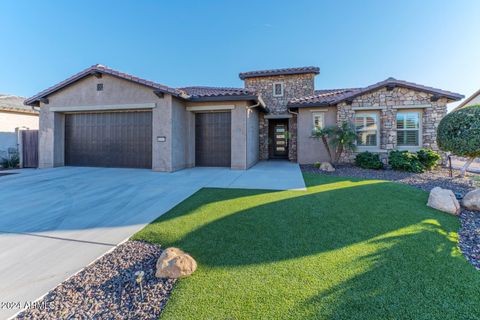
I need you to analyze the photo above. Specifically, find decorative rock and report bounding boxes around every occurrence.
[427,187,461,215]
[320,162,335,172]
[462,189,480,211]
[156,247,197,279]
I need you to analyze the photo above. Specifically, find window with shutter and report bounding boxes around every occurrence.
[397,112,420,146]
[355,113,379,147]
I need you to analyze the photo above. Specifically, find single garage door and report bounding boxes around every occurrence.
[195,112,231,167]
[65,111,152,168]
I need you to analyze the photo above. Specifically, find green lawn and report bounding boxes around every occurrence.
[133,173,480,320]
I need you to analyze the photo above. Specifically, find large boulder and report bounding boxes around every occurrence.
[155,247,197,279]
[320,162,335,172]
[462,189,480,211]
[427,187,461,215]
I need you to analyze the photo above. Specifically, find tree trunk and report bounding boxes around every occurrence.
[321,135,334,163]
[334,145,344,164]
[460,157,475,177]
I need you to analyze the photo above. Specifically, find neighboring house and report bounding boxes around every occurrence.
[25,65,463,171]
[453,88,480,111]
[0,94,39,159]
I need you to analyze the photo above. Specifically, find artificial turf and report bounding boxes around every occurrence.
[133,173,480,320]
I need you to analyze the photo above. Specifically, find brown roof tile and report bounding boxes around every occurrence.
[288,78,464,108]
[239,66,320,80]
[25,64,185,106]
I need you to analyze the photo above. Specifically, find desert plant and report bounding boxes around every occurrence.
[388,150,424,173]
[437,104,480,177]
[0,153,20,169]
[354,151,384,170]
[417,148,441,170]
[312,121,356,165]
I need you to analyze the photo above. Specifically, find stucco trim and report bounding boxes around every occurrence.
[394,104,431,109]
[352,106,386,110]
[49,103,156,112]
[186,105,235,112]
[264,114,292,119]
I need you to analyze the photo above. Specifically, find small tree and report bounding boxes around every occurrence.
[437,104,480,177]
[312,121,357,165]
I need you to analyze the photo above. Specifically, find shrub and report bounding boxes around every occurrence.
[0,153,19,169]
[312,121,356,164]
[354,152,384,170]
[314,161,321,169]
[417,148,441,170]
[388,150,424,173]
[437,104,480,176]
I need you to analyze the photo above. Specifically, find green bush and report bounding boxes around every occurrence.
[354,151,384,170]
[313,161,321,169]
[417,148,441,170]
[388,150,424,173]
[0,153,19,169]
[437,105,480,158]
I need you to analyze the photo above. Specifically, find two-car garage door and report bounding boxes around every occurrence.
[64,110,232,169]
[65,111,152,168]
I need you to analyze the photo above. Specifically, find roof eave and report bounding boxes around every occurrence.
[239,70,320,80]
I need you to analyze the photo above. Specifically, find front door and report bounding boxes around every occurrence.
[270,121,288,159]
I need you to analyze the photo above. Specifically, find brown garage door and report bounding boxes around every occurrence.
[65,111,152,168]
[195,112,231,167]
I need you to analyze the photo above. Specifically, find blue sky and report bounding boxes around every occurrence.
[1,0,479,109]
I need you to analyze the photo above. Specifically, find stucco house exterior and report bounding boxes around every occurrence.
[25,64,463,171]
[0,94,39,160]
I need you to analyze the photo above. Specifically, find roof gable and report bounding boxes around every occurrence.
[288,78,464,108]
[239,66,320,80]
[25,65,264,107]
[25,65,184,106]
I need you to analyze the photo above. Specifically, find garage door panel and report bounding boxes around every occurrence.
[65,111,152,168]
[195,112,231,167]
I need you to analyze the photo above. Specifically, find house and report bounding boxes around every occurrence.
[0,94,39,159]
[24,65,463,171]
[453,88,480,111]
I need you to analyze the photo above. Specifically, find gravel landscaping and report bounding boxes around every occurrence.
[15,241,175,320]
[302,164,480,270]
[301,164,477,194]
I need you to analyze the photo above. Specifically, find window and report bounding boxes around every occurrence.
[97,83,104,91]
[397,112,420,146]
[273,82,284,97]
[355,113,379,147]
[312,112,325,130]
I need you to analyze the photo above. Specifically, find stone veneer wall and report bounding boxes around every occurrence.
[244,74,315,160]
[336,87,448,162]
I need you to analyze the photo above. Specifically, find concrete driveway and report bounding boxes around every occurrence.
[0,161,305,319]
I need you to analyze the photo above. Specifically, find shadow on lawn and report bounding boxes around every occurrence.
[168,178,458,267]
[293,220,480,319]
[144,175,480,318]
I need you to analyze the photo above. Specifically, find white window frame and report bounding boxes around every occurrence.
[312,112,325,130]
[396,110,422,150]
[273,82,284,97]
[355,112,380,149]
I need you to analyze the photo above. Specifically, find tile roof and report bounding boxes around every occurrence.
[239,66,320,80]
[0,94,38,114]
[288,77,464,108]
[25,65,262,106]
[25,64,186,106]
[289,88,361,107]
[180,86,256,98]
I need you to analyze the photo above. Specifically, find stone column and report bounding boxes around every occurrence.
[288,115,297,162]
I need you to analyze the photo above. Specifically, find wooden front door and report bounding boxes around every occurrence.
[270,121,288,159]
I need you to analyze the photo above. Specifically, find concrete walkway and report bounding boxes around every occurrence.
[0,161,305,319]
